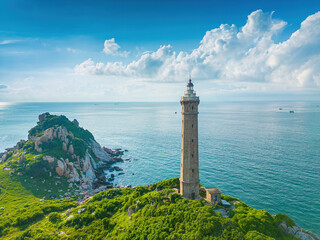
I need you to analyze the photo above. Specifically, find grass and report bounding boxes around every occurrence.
[0,173,298,239]
[0,163,77,239]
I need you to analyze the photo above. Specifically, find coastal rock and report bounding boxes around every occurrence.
[279,221,287,231]
[34,139,42,153]
[295,231,315,240]
[90,139,110,161]
[43,156,55,163]
[1,153,7,162]
[68,144,74,155]
[62,142,67,151]
[56,160,66,176]
[72,119,79,126]
[102,147,112,154]
[44,128,54,139]
[83,152,91,172]
[18,155,26,164]
[38,112,49,122]
[309,232,320,240]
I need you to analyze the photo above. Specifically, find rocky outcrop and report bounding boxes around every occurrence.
[90,139,111,161]
[72,119,79,127]
[1,113,125,199]
[56,160,65,176]
[38,112,50,122]
[43,156,55,163]
[279,221,319,240]
[68,144,74,155]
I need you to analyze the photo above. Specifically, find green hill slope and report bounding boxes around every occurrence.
[0,176,297,240]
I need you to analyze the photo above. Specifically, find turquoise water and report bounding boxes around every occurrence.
[0,102,319,234]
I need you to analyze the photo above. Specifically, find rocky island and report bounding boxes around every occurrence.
[0,113,125,200]
[0,113,319,239]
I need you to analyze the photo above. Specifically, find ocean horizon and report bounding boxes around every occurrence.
[0,101,319,234]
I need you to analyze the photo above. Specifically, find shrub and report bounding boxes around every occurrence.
[15,209,44,226]
[273,213,295,227]
[22,141,35,152]
[48,212,61,223]
[149,177,179,191]
[102,218,111,230]
[170,193,182,203]
[245,230,276,240]
[72,138,87,158]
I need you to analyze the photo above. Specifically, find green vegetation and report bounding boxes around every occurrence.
[0,174,295,240]
[29,114,94,142]
[0,163,77,238]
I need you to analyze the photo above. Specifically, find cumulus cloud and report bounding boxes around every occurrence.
[103,38,129,57]
[75,10,320,90]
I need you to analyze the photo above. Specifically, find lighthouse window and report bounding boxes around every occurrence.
[192,139,194,142]
[191,193,195,200]
[192,106,194,110]
[192,154,194,158]
[192,124,193,128]
[192,169,194,173]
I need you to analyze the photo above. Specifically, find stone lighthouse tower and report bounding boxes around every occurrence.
[180,78,200,200]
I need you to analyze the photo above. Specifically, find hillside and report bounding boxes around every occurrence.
[0,113,318,239]
[0,175,310,240]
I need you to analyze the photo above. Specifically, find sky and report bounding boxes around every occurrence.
[0,0,320,102]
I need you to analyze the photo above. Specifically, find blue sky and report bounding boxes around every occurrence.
[0,0,320,102]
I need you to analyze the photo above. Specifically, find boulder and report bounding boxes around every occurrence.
[43,156,55,163]
[294,231,315,240]
[1,153,7,162]
[35,139,42,153]
[18,155,26,164]
[102,147,112,154]
[309,232,320,240]
[56,126,69,143]
[78,207,86,214]
[68,144,74,155]
[90,139,110,161]
[83,152,91,172]
[56,160,66,176]
[38,113,49,122]
[44,128,54,139]
[72,119,79,126]
[39,134,49,143]
[286,226,299,236]
[279,221,287,231]
[62,142,67,151]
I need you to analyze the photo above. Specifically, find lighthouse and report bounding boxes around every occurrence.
[180,78,200,200]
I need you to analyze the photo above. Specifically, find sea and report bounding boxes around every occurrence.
[0,101,319,234]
